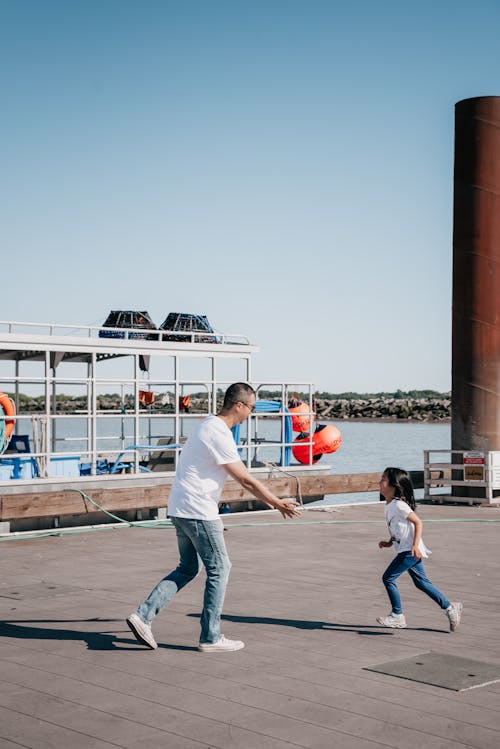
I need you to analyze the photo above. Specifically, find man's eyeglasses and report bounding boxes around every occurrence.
[238,401,255,413]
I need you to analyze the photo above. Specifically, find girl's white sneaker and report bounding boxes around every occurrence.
[376,612,407,628]
[446,602,463,631]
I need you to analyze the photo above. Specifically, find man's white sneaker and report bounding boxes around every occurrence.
[376,612,407,629]
[446,602,463,632]
[198,634,245,652]
[126,613,158,649]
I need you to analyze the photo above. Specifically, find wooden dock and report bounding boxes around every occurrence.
[0,471,430,532]
[1,501,499,748]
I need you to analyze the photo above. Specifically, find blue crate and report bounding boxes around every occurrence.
[0,457,36,479]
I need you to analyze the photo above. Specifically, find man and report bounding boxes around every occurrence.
[126,382,301,652]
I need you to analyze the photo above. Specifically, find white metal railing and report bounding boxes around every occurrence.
[0,319,251,346]
[424,449,500,504]
[0,383,320,482]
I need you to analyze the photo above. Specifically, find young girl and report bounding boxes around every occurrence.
[377,466,462,631]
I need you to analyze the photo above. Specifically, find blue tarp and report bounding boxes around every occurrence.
[231,399,292,466]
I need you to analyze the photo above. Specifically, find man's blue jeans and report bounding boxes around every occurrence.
[136,516,231,644]
[382,551,450,615]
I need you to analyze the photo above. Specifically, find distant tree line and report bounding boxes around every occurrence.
[9,389,451,403]
[260,389,450,401]
[314,389,450,400]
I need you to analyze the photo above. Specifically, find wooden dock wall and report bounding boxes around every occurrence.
[0,472,425,524]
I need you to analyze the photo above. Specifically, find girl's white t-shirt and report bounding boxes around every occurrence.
[385,499,430,558]
[168,414,241,520]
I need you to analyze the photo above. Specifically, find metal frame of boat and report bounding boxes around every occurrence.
[0,319,326,531]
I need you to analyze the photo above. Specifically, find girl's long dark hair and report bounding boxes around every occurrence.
[383,467,416,511]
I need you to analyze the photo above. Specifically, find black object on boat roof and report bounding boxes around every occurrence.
[159,313,221,343]
[99,310,157,340]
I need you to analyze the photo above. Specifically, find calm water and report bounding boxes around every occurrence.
[319,420,450,473]
[310,420,450,506]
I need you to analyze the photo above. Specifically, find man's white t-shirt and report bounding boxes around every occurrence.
[385,499,430,558]
[168,414,241,521]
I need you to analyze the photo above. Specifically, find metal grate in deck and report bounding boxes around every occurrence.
[364,651,500,691]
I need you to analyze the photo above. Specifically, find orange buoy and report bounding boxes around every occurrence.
[292,424,342,464]
[292,432,321,464]
[0,392,15,442]
[312,424,342,454]
[288,402,312,432]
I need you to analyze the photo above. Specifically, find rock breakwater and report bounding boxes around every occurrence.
[315,396,450,421]
[12,393,451,421]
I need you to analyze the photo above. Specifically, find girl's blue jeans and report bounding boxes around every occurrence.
[382,551,450,615]
[136,516,231,644]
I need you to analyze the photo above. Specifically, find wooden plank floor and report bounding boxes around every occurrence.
[1,502,499,748]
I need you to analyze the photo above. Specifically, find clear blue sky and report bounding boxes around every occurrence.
[2,0,498,392]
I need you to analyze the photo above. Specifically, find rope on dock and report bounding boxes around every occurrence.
[64,488,175,528]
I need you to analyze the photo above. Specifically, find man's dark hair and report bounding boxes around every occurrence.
[222,382,255,410]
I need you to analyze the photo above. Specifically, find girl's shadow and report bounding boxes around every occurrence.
[189,613,446,635]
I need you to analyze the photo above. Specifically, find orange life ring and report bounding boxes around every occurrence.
[0,392,15,442]
[292,424,342,464]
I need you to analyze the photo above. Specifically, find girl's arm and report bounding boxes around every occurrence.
[407,511,423,558]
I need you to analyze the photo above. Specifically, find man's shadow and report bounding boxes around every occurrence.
[0,618,136,650]
[0,619,198,651]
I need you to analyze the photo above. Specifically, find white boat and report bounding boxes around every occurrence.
[0,314,330,532]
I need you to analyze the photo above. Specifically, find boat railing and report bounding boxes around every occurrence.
[0,389,320,480]
[0,319,251,346]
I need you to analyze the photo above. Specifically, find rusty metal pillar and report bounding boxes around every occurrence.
[452,97,500,458]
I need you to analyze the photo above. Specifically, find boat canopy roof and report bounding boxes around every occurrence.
[0,319,256,365]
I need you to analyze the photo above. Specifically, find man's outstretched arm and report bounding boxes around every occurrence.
[223,461,301,518]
